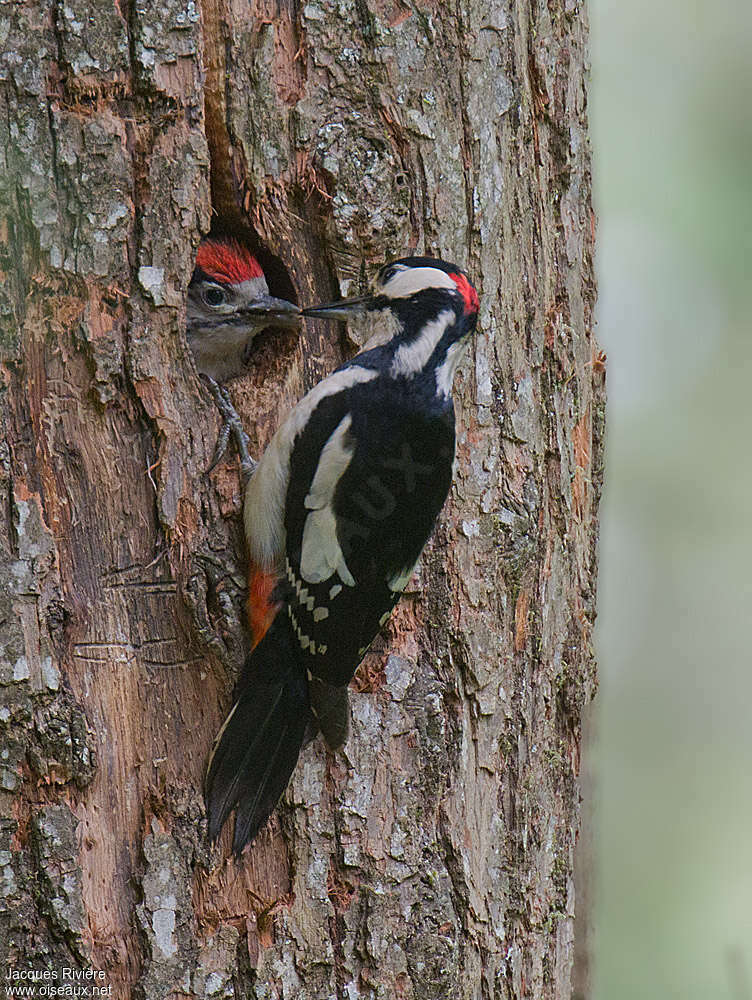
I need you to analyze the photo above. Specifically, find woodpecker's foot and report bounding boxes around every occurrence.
[203,376,256,483]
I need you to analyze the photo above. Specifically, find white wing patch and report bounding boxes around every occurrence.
[301,508,356,587]
[300,413,357,587]
[390,309,455,379]
[244,367,377,570]
[304,413,354,510]
[380,266,457,300]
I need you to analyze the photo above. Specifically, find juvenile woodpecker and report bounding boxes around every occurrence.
[188,238,300,470]
[205,256,480,853]
[188,237,300,383]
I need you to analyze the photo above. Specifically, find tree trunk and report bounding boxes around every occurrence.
[0,0,602,997]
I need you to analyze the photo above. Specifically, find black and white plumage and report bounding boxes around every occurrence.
[205,256,480,853]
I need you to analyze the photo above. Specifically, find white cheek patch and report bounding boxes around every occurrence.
[380,266,457,299]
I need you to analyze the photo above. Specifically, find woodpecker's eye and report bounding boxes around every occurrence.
[377,263,405,289]
[203,286,226,307]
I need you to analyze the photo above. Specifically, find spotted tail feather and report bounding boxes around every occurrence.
[205,615,310,853]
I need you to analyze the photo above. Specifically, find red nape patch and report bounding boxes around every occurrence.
[449,272,480,315]
[196,238,263,285]
[247,566,281,649]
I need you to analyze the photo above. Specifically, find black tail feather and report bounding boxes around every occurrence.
[205,616,310,853]
[308,676,350,750]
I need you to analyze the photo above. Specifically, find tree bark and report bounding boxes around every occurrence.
[0,0,602,997]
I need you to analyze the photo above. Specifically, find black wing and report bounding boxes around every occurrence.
[283,377,455,688]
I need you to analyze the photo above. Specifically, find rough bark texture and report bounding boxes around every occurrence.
[0,0,602,997]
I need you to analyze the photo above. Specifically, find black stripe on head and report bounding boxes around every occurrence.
[368,288,463,340]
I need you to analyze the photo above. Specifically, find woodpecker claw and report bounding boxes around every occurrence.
[203,376,257,483]
[207,417,232,474]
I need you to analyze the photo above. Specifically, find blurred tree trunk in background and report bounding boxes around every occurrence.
[0,0,601,997]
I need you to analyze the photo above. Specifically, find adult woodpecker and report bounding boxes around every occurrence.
[187,237,300,469]
[205,256,480,853]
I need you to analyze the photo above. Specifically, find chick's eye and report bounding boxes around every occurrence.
[203,286,226,307]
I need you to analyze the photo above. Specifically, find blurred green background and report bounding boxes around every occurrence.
[590,0,752,997]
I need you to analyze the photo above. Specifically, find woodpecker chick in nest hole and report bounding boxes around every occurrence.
[187,237,300,473]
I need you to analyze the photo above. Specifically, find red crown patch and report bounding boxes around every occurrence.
[196,238,263,284]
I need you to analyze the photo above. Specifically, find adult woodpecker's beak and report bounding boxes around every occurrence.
[302,296,370,321]
[242,296,301,327]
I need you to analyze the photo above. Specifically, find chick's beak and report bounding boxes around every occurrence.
[242,296,301,328]
[302,296,370,321]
